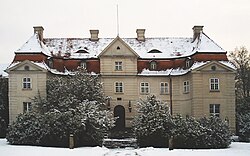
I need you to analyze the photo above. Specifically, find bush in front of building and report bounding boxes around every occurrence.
[7,69,115,147]
[132,95,231,149]
[238,112,250,142]
[7,100,115,147]
[172,115,231,149]
[6,112,42,145]
[132,95,173,147]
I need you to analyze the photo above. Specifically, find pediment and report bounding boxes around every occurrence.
[6,60,48,73]
[99,36,139,57]
[192,61,236,73]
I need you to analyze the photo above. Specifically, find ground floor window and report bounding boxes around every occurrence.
[23,102,31,113]
[209,104,220,117]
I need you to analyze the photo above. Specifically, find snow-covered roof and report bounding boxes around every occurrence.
[0,64,9,77]
[44,38,113,59]
[41,32,225,59]
[193,33,225,53]
[15,33,51,56]
[138,61,235,76]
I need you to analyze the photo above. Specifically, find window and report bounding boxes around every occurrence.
[80,61,87,69]
[24,65,30,71]
[209,104,220,117]
[160,82,169,94]
[140,82,149,94]
[115,62,122,71]
[183,81,190,93]
[210,78,219,91]
[115,82,123,93]
[23,102,31,113]
[186,60,190,68]
[23,77,31,89]
[150,61,157,70]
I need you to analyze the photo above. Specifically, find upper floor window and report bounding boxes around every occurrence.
[140,82,149,94]
[209,104,220,117]
[115,82,123,93]
[23,102,32,113]
[160,82,169,94]
[23,77,31,89]
[210,78,219,91]
[183,81,190,93]
[115,61,122,71]
[80,61,87,69]
[150,61,157,70]
[186,60,190,68]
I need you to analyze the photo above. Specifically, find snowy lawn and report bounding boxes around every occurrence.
[1,139,250,156]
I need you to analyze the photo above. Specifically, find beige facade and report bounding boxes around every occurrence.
[6,26,236,132]
[98,37,236,131]
[6,60,47,122]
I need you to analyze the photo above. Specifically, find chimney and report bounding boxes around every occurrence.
[89,30,99,41]
[136,29,145,41]
[33,26,44,41]
[192,26,204,41]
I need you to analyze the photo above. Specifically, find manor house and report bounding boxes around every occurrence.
[6,26,236,131]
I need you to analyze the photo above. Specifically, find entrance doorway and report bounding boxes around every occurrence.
[114,105,125,130]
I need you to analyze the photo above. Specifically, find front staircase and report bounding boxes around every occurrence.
[102,128,138,148]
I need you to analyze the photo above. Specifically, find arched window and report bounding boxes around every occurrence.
[150,61,157,70]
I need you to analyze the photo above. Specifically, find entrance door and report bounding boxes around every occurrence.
[114,105,125,130]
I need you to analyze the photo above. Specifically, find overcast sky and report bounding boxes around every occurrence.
[0,0,250,64]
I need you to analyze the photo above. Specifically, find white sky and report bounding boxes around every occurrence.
[0,0,250,64]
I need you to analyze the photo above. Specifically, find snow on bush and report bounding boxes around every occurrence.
[238,112,250,141]
[7,69,115,147]
[132,95,231,149]
[132,95,172,147]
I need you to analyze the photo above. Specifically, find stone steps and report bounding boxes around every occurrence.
[102,138,138,149]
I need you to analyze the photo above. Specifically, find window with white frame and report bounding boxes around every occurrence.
[150,61,157,70]
[209,104,220,117]
[186,60,190,68]
[210,78,219,91]
[23,77,31,89]
[115,61,122,71]
[115,82,123,93]
[80,61,87,69]
[23,102,31,113]
[183,81,190,93]
[140,82,149,94]
[160,82,169,94]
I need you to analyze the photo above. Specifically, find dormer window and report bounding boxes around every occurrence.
[149,61,157,70]
[185,58,192,68]
[24,66,30,71]
[148,49,162,53]
[76,49,89,54]
[80,61,87,69]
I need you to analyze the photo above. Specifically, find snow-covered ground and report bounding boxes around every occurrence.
[1,139,250,156]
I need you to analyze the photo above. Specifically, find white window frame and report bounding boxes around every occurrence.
[160,82,169,94]
[209,104,220,117]
[80,61,87,69]
[140,82,150,94]
[23,77,31,89]
[186,60,190,68]
[23,102,32,113]
[183,81,190,93]
[210,78,219,91]
[115,82,123,93]
[150,61,157,70]
[115,61,122,71]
